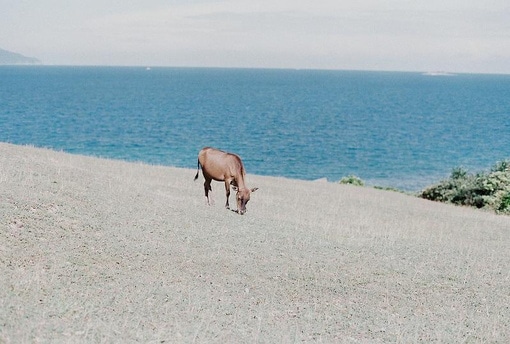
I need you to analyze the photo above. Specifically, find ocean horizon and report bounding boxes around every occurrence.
[1,66,509,191]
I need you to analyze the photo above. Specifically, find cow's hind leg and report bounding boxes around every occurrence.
[204,179,213,205]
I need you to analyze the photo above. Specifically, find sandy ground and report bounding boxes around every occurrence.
[1,142,509,343]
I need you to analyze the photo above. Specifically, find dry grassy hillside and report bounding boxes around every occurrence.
[1,142,509,343]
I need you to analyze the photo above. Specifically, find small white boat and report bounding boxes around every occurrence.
[422,71,456,76]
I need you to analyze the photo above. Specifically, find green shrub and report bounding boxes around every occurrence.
[450,166,468,180]
[373,185,404,193]
[491,159,510,172]
[420,162,510,214]
[498,192,510,214]
[339,175,365,186]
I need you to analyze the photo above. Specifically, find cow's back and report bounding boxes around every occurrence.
[198,147,244,181]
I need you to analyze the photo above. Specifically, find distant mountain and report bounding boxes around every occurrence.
[0,48,41,65]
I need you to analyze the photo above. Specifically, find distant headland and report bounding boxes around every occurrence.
[0,48,41,65]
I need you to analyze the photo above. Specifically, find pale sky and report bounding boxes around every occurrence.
[1,0,509,73]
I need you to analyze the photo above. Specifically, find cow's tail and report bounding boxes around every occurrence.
[194,160,201,181]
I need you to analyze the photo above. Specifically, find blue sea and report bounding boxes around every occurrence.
[1,66,509,191]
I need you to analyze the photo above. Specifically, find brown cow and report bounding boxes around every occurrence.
[194,147,258,215]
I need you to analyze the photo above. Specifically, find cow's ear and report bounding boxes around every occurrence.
[232,186,239,192]
[251,187,259,193]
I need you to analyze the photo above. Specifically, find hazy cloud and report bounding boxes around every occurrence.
[1,0,509,72]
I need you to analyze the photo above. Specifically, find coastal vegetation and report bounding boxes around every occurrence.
[340,159,510,215]
[420,160,510,214]
[338,174,365,186]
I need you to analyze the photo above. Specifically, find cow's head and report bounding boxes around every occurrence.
[232,186,258,215]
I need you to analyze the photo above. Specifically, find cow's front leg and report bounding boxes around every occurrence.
[224,180,231,209]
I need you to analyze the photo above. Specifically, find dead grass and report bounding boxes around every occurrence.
[1,142,509,343]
